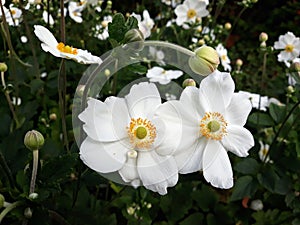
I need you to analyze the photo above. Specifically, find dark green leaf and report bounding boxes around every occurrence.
[191,185,218,212]
[234,158,260,175]
[248,112,275,127]
[230,175,258,201]
[179,213,204,225]
[269,103,286,124]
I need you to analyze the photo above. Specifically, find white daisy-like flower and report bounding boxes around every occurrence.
[132,10,154,39]
[258,141,272,163]
[3,5,22,26]
[94,15,112,40]
[34,25,102,64]
[161,0,183,8]
[156,70,254,188]
[274,32,300,63]
[216,43,232,72]
[68,1,86,23]
[146,67,183,85]
[238,91,269,111]
[149,47,165,66]
[174,0,209,27]
[42,10,54,25]
[78,82,179,195]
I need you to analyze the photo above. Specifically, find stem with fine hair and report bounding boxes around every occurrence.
[29,150,39,194]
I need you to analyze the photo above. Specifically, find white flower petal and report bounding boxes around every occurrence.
[79,98,128,142]
[34,25,58,49]
[137,151,178,195]
[203,141,233,189]
[199,70,234,113]
[80,137,127,173]
[180,86,205,118]
[225,93,252,126]
[125,82,161,118]
[221,125,254,157]
[119,151,140,183]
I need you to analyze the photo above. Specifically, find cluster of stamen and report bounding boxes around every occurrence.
[285,44,294,53]
[127,118,156,149]
[57,42,78,55]
[200,112,227,140]
[187,9,196,19]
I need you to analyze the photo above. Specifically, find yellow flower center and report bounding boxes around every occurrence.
[187,9,196,19]
[221,55,227,61]
[10,9,16,15]
[285,44,294,53]
[262,148,268,156]
[127,118,156,149]
[200,112,227,140]
[57,42,78,55]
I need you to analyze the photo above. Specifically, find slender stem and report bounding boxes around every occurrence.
[0,201,22,223]
[264,100,300,163]
[1,72,20,128]
[0,151,15,188]
[29,150,39,194]
[257,52,268,125]
[145,41,194,57]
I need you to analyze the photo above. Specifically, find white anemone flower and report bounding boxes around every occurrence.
[94,15,112,40]
[174,0,209,27]
[258,141,273,163]
[4,5,22,26]
[78,82,179,195]
[146,67,183,85]
[68,1,85,23]
[34,25,102,64]
[216,43,231,72]
[274,32,300,63]
[132,10,154,39]
[156,70,254,188]
[238,91,270,111]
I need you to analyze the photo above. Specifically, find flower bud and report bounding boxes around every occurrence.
[287,85,295,94]
[29,192,38,200]
[76,85,85,97]
[189,46,219,76]
[291,62,300,72]
[259,32,268,42]
[24,130,44,151]
[182,78,196,88]
[250,199,263,211]
[123,29,144,49]
[224,22,231,30]
[24,207,33,218]
[49,113,57,121]
[236,59,243,67]
[0,62,8,72]
[0,194,5,208]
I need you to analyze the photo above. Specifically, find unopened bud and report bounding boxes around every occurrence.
[104,69,111,77]
[24,207,33,218]
[0,194,4,208]
[259,32,268,42]
[49,113,57,121]
[29,192,38,200]
[250,199,263,211]
[76,85,85,97]
[0,62,8,72]
[182,78,196,88]
[24,130,44,151]
[287,85,295,94]
[124,29,144,44]
[291,62,300,72]
[236,59,243,67]
[189,46,219,76]
[224,22,231,30]
[127,206,135,215]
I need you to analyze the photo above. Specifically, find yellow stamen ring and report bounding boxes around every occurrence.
[285,44,294,53]
[187,9,197,19]
[127,118,156,149]
[200,112,227,140]
[57,42,78,55]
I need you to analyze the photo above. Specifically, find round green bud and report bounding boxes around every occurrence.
[189,46,220,76]
[24,130,44,151]
[24,207,33,218]
[0,62,8,72]
[259,32,268,42]
[0,194,5,208]
[182,78,196,88]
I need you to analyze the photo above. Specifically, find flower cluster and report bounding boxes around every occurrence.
[79,70,254,194]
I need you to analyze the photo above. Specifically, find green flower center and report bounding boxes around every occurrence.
[207,120,221,132]
[136,126,147,139]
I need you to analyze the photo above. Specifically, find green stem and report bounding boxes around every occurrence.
[0,201,22,223]
[0,151,15,188]
[264,100,300,163]
[29,150,39,194]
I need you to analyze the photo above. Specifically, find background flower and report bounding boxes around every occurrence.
[146,66,183,84]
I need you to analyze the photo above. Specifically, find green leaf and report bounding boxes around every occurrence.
[30,79,44,94]
[230,175,258,201]
[269,103,286,124]
[257,166,279,192]
[234,158,260,175]
[191,185,218,212]
[248,112,275,127]
[179,213,204,225]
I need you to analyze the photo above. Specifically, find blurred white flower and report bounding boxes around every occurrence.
[146,67,183,85]
[238,91,269,111]
[12,97,21,106]
[174,0,209,27]
[34,25,102,64]
[42,10,54,25]
[259,141,273,163]
[274,32,300,63]
[79,82,179,195]
[250,199,264,211]
[161,0,182,7]
[165,93,177,101]
[68,1,86,23]
[3,5,22,26]
[132,10,154,39]
[95,15,112,40]
[157,70,254,189]
[21,36,28,43]
[216,43,231,72]
[149,47,165,66]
